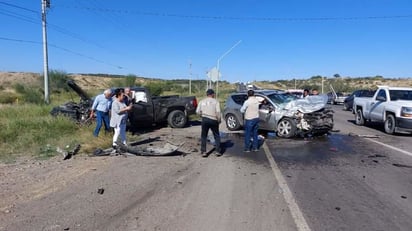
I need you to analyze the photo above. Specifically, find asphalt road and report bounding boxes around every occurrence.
[266,104,412,231]
[1,104,411,231]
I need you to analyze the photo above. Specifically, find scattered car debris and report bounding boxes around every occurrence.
[92,137,184,157]
[56,144,81,160]
[392,163,412,168]
[401,195,407,199]
[97,188,105,194]
[368,154,386,158]
[348,132,380,138]
[119,142,184,156]
[335,207,341,211]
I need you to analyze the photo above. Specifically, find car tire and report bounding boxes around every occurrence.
[276,117,296,138]
[225,113,241,131]
[384,114,396,134]
[167,110,187,128]
[355,109,365,126]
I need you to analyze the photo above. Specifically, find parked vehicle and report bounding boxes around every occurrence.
[223,90,334,138]
[353,86,412,134]
[327,84,347,104]
[343,89,375,111]
[51,80,198,129]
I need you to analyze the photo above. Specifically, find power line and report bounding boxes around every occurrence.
[57,5,412,22]
[0,36,124,70]
[0,2,115,54]
[0,1,38,14]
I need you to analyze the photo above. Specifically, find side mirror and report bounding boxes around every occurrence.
[376,96,386,102]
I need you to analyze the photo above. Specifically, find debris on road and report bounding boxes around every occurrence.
[348,133,380,138]
[92,137,185,157]
[401,195,407,199]
[97,188,105,194]
[329,147,338,152]
[368,154,386,158]
[392,163,412,168]
[57,144,81,160]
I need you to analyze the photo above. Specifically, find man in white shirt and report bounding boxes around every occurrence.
[196,89,222,157]
[240,90,260,152]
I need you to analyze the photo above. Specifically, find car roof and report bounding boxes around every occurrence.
[231,89,285,96]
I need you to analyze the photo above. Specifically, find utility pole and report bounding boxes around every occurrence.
[41,0,50,104]
[189,59,192,95]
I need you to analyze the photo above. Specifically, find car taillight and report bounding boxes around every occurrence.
[192,98,198,108]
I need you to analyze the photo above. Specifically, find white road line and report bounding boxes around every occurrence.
[365,138,412,157]
[262,142,311,231]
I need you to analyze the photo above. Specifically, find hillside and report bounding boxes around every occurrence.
[1,71,412,94]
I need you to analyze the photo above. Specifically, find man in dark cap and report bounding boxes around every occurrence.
[196,89,222,157]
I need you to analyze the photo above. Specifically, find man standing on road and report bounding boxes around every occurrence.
[196,89,222,157]
[240,89,260,152]
[90,89,112,137]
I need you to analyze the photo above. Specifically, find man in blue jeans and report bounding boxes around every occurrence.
[196,89,222,157]
[90,89,112,137]
[240,90,260,152]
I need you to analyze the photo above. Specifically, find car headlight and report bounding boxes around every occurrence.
[401,107,412,117]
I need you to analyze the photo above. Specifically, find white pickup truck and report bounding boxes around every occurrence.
[353,86,412,134]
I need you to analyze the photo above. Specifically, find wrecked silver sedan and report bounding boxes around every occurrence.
[223,90,334,138]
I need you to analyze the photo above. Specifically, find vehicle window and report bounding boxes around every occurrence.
[376,89,387,100]
[389,90,412,101]
[361,90,375,97]
[231,94,247,105]
[266,93,296,105]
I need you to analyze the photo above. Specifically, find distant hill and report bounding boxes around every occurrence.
[1,72,412,94]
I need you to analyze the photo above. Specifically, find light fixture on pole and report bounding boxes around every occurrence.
[215,40,242,98]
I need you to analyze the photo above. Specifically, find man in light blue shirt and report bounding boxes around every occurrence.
[90,89,112,137]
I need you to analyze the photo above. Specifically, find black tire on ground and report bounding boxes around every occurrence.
[225,113,241,131]
[384,114,396,134]
[167,110,187,128]
[355,109,365,126]
[276,117,297,138]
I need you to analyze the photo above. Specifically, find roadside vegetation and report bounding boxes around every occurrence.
[0,70,411,163]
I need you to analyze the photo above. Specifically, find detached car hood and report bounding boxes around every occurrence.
[67,80,91,102]
[282,95,329,115]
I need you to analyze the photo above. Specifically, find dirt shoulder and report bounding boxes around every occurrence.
[0,121,229,218]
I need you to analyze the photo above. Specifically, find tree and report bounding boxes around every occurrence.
[333,73,341,78]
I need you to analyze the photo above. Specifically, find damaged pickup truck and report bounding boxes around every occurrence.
[51,80,198,129]
[223,90,334,138]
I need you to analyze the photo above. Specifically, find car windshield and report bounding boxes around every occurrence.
[266,93,297,106]
[389,90,412,101]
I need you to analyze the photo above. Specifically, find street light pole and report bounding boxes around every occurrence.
[216,40,242,98]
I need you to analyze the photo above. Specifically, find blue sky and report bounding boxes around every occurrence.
[1,0,412,83]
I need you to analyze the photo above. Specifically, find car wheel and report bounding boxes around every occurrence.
[225,113,241,131]
[355,109,365,126]
[276,118,296,138]
[384,114,396,134]
[167,110,187,128]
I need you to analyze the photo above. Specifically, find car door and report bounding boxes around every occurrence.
[256,95,277,130]
[369,89,387,121]
[128,90,155,126]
